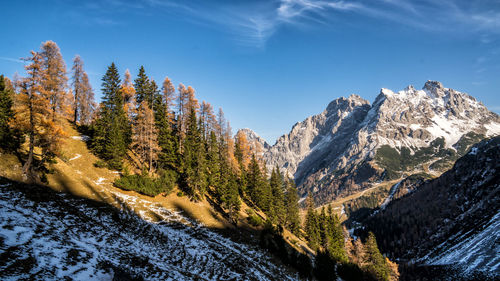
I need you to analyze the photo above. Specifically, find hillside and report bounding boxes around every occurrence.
[245,81,500,206]
[362,136,500,276]
[0,121,312,280]
[0,177,298,280]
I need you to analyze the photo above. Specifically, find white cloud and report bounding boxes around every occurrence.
[0,57,24,64]
[138,0,500,48]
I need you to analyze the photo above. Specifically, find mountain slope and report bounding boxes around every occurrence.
[0,178,299,281]
[364,136,500,275]
[258,81,500,205]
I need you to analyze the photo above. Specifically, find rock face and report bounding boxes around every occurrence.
[257,81,500,205]
[365,136,500,275]
[238,128,270,150]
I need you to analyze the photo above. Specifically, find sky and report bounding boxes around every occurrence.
[1,0,499,143]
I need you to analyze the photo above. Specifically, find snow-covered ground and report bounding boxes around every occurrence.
[419,211,500,274]
[0,183,298,280]
[380,180,402,210]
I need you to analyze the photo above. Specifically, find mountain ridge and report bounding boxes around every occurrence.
[241,81,500,205]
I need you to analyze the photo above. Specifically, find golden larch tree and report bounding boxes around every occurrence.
[200,101,216,139]
[15,51,65,180]
[121,69,136,120]
[132,102,159,174]
[40,40,70,120]
[71,55,95,125]
[162,77,176,122]
[235,130,251,168]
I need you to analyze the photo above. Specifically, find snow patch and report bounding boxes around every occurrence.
[71,135,90,142]
[94,177,106,185]
[380,180,402,210]
[69,154,81,161]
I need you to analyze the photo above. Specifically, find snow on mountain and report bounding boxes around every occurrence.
[0,180,298,281]
[365,136,500,276]
[260,81,500,204]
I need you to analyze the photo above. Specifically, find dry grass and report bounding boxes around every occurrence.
[308,179,400,222]
[2,119,313,260]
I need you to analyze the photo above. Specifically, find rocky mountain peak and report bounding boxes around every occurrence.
[325,94,369,115]
[261,81,500,205]
[423,80,446,98]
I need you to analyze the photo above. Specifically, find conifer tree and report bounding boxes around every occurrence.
[305,193,321,251]
[207,131,220,190]
[0,75,21,151]
[132,102,159,174]
[223,174,241,225]
[71,55,95,125]
[326,206,348,263]
[176,83,190,152]
[15,51,64,179]
[247,153,271,211]
[134,66,151,106]
[181,107,207,200]
[200,101,216,140]
[234,130,251,169]
[121,69,136,119]
[284,177,301,235]
[364,232,390,281]
[40,41,70,120]
[93,62,131,169]
[269,165,285,225]
[79,71,95,125]
[156,77,177,171]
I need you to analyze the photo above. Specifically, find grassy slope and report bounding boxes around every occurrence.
[0,120,311,255]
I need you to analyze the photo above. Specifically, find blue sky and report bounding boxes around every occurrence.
[1,0,499,143]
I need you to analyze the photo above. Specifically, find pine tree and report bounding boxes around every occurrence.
[364,232,390,281]
[247,153,271,211]
[305,193,321,251]
[284,177,301,235]
[326,206,348,263]
[207,131,220,191]
[181,107,207,200]
[223,174,241,225]
[134,66,151,106]
[269,165,285,225]
[93,63,131,170]
[0,75,21,151]
[156,77,177,171]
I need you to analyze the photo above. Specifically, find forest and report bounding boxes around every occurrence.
[0,41,396,281]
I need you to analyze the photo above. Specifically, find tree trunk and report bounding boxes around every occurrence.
[73,89,78,124]
[23,95,35,180]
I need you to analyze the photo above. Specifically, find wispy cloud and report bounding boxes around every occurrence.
[0,56,24,64]
[76,0,500,48]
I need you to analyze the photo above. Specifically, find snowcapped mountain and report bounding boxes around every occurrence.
[253,81,500,204]
[364,136,500,276]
